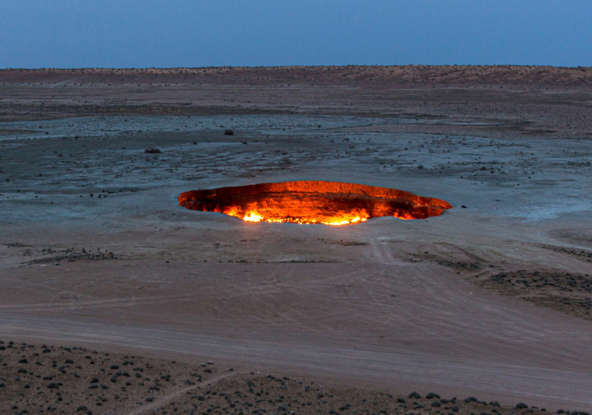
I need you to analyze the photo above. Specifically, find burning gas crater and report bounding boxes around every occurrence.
[178,181,452,226]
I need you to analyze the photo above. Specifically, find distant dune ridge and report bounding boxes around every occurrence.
[2,64,592,140]
[1,65,592,86]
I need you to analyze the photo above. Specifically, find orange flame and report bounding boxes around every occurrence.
[178,181,452,226]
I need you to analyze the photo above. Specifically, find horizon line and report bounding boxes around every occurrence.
[1,64,591,71]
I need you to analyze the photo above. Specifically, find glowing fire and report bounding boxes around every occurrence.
[243,211,264,223]
[178,181,452,226]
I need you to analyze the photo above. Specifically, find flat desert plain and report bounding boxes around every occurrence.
[0,66,591,414]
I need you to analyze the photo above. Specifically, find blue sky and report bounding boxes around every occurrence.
[1,0,591,68]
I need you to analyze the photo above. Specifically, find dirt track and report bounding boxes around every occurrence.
[1,66,591,412]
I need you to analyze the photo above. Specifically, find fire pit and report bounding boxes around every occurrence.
[178,181,452,226]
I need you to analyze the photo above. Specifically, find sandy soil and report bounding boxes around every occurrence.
[0,340,222,414]
[0,66,591,413]
[0,341,556,415]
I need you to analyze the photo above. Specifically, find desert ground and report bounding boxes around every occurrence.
[1,66,591,413]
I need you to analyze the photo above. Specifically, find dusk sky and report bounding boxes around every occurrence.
[1,0,591,68]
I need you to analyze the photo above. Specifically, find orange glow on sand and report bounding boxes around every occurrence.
[178,181,452,226]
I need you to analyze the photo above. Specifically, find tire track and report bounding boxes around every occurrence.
[127,371,238,415]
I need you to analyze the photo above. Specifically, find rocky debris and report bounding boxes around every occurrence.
[24,247,118,265]
[3,242,33,248]
[410,247,592,320]
[539,244,592,263]
[0,340,216,415]
[157,373,558,415]
[0,340,586,415]
[488,270,592,294]
[409,249,482,272]
[481,269,592,320]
